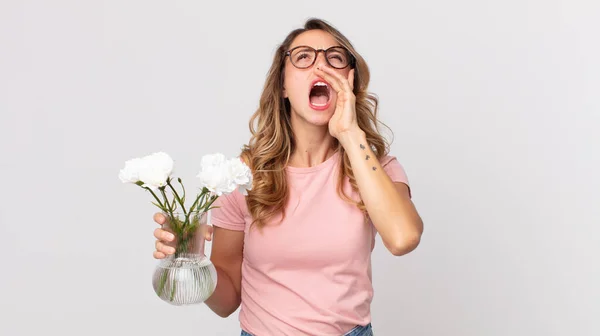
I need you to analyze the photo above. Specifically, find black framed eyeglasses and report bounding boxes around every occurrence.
[285,45,355,69]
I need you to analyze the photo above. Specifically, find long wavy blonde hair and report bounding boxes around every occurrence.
[240,18,392,230]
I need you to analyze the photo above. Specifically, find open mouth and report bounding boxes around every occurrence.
[309,80,331,109]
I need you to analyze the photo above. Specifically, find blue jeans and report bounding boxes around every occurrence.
[241,323,373,336]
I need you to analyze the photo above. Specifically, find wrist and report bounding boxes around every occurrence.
[337,128,367,150]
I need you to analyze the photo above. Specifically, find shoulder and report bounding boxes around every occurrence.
[378,154,410,185]
[378,154,405,170]
[210,188,248,231]
[379,154,399,166]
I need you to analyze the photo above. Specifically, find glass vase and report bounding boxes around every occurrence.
[152,210,217,305]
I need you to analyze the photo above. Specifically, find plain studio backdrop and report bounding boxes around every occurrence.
[1,1,598,335]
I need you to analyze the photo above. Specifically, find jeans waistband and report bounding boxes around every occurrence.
[344,323,373,336]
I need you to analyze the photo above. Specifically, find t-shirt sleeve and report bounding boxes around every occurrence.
[380,155,412,198]
[209,190,246,231]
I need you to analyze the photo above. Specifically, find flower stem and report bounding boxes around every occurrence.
[204,194,218,212]
[178,178,186,206]
[145,187,167,212]
[188,189,208,214]
[167,179,187,216]
[157,268,169,297]
[160,187,175,220]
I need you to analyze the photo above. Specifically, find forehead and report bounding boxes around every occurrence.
[289,29,340,49]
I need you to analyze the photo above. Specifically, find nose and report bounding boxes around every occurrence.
[314,50,327,68]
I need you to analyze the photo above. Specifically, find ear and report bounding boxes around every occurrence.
[282,86,288,98]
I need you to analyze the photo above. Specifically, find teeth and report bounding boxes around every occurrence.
[313,81,328,87]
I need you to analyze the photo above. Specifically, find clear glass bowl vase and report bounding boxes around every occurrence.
[152,210,217,305]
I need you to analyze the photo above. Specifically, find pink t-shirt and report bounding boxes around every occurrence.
[210,150,409,335]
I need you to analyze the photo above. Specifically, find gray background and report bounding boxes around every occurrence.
[1,1,598,335]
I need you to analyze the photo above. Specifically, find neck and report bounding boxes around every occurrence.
[288,118,337,168]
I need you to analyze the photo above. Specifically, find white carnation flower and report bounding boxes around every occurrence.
[119,152,174,191]
[227,157,253,195]
[137,152,174,191]
[196,153,235,196]
[196,153,253,196]
[119,157,143,184]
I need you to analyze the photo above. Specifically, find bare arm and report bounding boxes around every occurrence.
[339,130,424,256]
[203,226,244,317]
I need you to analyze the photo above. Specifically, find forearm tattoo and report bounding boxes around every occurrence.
[360,144,377,171]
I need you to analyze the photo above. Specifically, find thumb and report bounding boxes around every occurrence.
[203,225,214,241]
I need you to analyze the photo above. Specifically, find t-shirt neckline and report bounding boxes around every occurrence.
[285,150,340,174]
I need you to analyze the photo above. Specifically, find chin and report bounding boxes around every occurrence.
[308,118,331,128]
[303,108,334,126]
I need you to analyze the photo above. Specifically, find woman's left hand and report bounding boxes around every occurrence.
[314,65,360,140]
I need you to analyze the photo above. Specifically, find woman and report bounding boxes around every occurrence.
[152,18,423,336]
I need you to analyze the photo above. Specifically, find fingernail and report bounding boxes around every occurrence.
[165,233,174,241]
